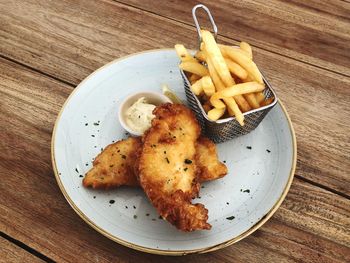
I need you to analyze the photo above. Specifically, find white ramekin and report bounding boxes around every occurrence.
[118,91,172,136]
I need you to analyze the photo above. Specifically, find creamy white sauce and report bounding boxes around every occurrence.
[125,97,156,133]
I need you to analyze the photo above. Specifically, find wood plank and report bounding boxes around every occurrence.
[117,0,350,76]
[0,237,43,263]
[282,0,350,19]
[0,0,349,194]
[1,57,349,262]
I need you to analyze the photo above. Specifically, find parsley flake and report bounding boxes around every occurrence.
[184,159,192,164]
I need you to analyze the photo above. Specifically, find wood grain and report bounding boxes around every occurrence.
[1,0,350,261]
[0,0,349,194]
[283,0,350,19]
[0,237,43,263]
[117,0,350,76]
[1,57,349,262]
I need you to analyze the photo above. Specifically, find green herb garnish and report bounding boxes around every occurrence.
[184,159,192,164]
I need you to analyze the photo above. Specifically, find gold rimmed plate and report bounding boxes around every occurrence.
[51,49,296,255]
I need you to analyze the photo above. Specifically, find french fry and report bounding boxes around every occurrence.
[239,42,253,59]
[244,75,265,105]
[201,30,234,87]
[176,36,262,125]
[190,78,203,95]
[174,44,197,62]
[210,82,265,108]
[206,59,245,123]
[203,40,251,112]
[224,58,248,80]
[232,94,250,112]
[179,61,209,77]
[219,45,228,57]
[194,51,206,62]
[255,92,266,104]
[239,71,259,111]
[201,76,216,97]
[189,74,201,84]
[204,61,243,124]
[219,45,263,84]
[211,99,225,109]
[206,54,225,91]
[224,97,244,125]
[205,54,226,109]
[207,107,226,121]
[243,93,260,109]
[220,46,250,60]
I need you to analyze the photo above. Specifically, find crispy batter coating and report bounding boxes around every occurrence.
[138,103,211,231]
[82,137,142,189]
[196,137,228,182]
[83,136,227,189]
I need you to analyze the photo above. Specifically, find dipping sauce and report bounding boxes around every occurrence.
[125,97,156,133]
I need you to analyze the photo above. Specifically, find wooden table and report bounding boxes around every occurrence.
[1,1,349,262]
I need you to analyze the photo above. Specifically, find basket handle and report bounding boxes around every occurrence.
[192,4,218,49]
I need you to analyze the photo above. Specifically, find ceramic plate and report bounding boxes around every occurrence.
[52,49,296,255]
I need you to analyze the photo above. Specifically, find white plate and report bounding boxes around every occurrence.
[52,49,296,255]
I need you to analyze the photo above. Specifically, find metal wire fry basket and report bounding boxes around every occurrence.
[180,4,278,143]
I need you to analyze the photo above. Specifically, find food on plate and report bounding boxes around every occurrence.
[207,107,226,121]
[224,58,248,80]
[162,84,182,104]
[195,137,227,182]
[83,101,228,231]
[175,30,274,125]
[218,44,263,84]
[179,61,209,77]
[190,77,203,95]
[125,97,156,134]
[202,30,251,114]
[239,41,253,59]
[201,76,216,97]
[210,82,265,109]
[175,44,197,63]
[138,103,211,231]
[83,137,142,189]
[194,50,206,62]
[83,135,227,189]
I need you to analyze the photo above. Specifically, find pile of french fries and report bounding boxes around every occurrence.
[175,30,274,126]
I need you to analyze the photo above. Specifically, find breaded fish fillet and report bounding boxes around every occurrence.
[196,137,227,182]
[82,137,142,189]
[83,137,227,189]
[138,103,211,231]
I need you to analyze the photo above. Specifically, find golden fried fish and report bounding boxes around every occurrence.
[138,103,211,231]
[196,136,227,182]
[83,136,227,189]
[82,137,142,189]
